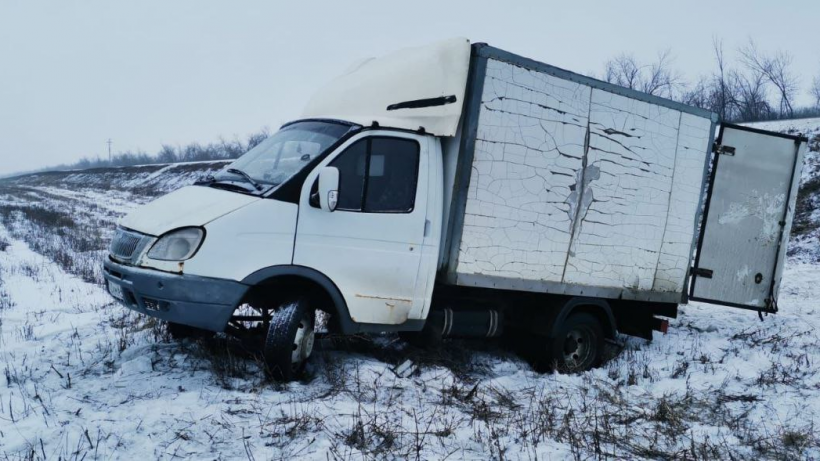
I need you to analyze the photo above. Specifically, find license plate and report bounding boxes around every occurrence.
[108,282,125,301]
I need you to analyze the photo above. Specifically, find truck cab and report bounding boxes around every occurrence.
[103,38,808,380]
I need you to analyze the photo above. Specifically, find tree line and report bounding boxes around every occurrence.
[52,128,271,171]
[602,38,820,123]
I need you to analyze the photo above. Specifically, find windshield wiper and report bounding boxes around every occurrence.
[226,168,263,191]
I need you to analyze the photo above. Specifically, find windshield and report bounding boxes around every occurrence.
[213,120,355,191]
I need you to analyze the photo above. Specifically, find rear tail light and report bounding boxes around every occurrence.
[651,317,670,334]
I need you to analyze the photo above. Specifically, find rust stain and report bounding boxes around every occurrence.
[354,293,412,304]
[352,294,412,324]
[384,302,409,322]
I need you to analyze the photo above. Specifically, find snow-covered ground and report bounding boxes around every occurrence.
[746,117,820,137]
[8,160,231,197]
[1,124,820,459]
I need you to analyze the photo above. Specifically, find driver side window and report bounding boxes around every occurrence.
[325,137,420,213]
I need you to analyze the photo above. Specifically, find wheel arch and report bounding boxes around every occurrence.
[241,265,358,334]
[550,297,617,340]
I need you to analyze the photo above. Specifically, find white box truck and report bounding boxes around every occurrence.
[103,38,808,380]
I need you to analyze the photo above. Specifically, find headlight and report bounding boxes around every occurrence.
[147,228,204,261]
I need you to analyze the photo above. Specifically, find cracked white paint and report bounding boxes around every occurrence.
[457,59,590,282]
[457,59,712,297]
[653,113,712,292]
[563,89,681,290]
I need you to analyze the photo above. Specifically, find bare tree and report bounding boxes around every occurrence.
[641,50,683,97]
[739,40,798,117]
[674,39,740,120]
[219,137,245,159]
[680,38,801,122]
[605,54,640,90]
[811,73,820,108]
[732,69,772,122]
[246,127,270,150]
[157,145,178,164]
[679,76,710,109]
[711,38,733,121]
[603,51,682,98]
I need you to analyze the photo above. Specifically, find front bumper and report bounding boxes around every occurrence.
[103,258,248,332]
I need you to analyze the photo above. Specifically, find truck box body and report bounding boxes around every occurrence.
[441,45,717,304]
[427,43,804,313]
[300,38,806,314]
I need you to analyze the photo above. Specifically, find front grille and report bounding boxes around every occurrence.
[109,228,145,260]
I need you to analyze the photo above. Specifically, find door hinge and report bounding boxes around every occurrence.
[713,143,736,156]
[692,267,713,279]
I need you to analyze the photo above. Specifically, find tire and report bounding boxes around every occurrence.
[167,322,215,340]
[538,312,604,373]
[263,298,315,381]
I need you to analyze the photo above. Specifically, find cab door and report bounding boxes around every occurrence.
[690,123,807,312]
[293,132,430,326]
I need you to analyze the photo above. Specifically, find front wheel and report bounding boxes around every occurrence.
[263,298,315,381]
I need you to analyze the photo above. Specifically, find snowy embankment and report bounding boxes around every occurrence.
[0,125,819,459]
[8,160,231,197]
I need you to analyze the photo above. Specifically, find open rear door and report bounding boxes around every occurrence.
[690,123,807,313]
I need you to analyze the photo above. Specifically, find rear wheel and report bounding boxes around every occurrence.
[262,298,315,381]
[534,312,604,373]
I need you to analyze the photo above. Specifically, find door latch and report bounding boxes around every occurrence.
[692,267,713,279]
[713,143,736,156]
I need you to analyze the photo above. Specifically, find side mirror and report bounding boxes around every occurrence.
[318,167,339,212]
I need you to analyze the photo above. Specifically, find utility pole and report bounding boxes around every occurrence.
[107,139,112,164]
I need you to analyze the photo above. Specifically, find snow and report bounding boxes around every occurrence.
[746,117,820,136]
[6,246,820,459]
[747,118,820,184]
[1,126,820,458]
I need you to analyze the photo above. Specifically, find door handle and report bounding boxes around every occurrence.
[424,219,431,237]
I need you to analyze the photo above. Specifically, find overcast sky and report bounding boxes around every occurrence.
[1,0,818,176]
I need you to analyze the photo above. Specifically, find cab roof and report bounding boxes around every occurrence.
[301,37,471,137]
